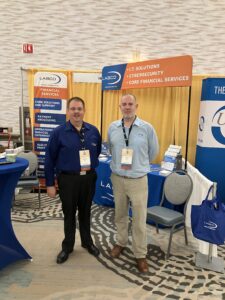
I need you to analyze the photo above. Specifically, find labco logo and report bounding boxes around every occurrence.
[38,74,61,85]
[102,71,121,85]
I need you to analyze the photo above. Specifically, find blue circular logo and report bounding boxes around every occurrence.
[211,106,225,145]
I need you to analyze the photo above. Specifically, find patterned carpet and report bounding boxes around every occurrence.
[12,193,225,300]
[12,193,63,223]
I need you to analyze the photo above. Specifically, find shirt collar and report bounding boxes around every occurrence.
[116,116,141,127]
[65,120,91,131]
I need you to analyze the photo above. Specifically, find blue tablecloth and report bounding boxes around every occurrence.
[0,157,32,270]
[94,158,166,208]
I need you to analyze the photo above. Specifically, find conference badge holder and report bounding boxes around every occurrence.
[121,148,133,170]
[79,150,91,173]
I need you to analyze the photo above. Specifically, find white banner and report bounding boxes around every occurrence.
[34,72,67,88]
[197,101,225,148]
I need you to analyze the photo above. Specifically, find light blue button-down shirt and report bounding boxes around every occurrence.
[108,117,159,178]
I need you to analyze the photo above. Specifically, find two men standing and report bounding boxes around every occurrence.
[45,94,159,273]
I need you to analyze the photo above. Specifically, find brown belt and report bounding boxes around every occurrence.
[114,173,146,179]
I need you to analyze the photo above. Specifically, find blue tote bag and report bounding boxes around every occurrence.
[191,186,225,245]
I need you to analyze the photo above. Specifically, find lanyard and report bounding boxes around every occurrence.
[121,116,136,147]
[75,123,86,150]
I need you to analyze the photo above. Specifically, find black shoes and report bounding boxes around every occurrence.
[82,244,100,257]
[56,250,72,264]
[56,244,99,264]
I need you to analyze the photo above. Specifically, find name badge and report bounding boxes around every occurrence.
[79,150,91,171]
[121,148,133,170]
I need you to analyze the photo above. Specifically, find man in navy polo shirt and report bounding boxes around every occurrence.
[45,97,101,264]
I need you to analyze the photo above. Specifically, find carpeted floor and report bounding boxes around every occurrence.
[9,193,225,299]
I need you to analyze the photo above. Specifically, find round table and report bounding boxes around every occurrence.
[0,157,32,269]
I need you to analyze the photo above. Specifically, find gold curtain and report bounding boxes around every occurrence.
[101,90,123,140]
[110,87,176,163]
[173,76,204,165]
[28,70,224,166]
[71,82,102,130]
[101,75,224,165]
[102,86,185,163]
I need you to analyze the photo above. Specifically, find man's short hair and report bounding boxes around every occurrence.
[121,94,136,102]
[67,97,85,109]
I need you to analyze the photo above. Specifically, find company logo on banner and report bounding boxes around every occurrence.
[34,72,68,99]
[102,64,127,90]
[196,78,225,202]
[102,55,192,90]
[34,72,67,87]
[197,79,225,148]
[212,106,225,145]
[33,72,68,180]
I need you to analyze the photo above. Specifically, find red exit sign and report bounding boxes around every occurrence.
[23,43,33,53]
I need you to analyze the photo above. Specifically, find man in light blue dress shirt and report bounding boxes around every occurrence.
[108,94,159,273]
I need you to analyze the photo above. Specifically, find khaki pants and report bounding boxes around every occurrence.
[111,173,148,258]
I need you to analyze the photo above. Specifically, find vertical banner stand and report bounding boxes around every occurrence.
[184,86,192,170]
[20,67,25,148]
[195,183,224,273]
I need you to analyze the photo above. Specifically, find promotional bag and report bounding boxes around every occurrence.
[191,186,225,245]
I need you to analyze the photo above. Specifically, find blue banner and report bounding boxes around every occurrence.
[196,78,225,202]
[201,78,225,101]
[34,141,48,152]
[33,127,54,138]
[102,64,127,90]
[35,113,66,125]
[34,98,62,110]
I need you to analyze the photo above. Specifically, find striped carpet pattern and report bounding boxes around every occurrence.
[12,193,63,222]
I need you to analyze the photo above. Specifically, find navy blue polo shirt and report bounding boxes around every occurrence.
[45,121,102,186]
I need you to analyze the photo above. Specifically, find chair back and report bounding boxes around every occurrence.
[162,170,193,206]
[17,151,38,175]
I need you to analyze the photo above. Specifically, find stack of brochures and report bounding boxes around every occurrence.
[161,145,181,171]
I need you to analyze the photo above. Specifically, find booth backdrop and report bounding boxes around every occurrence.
[27,70,225,166]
